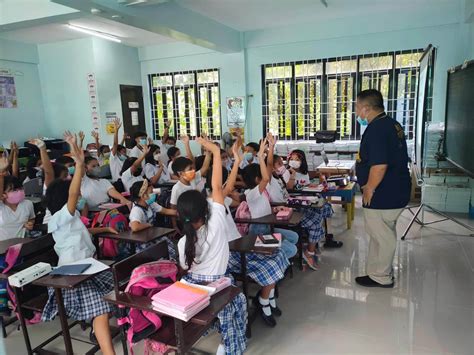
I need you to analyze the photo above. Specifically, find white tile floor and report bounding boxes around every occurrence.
[1,196,473,354]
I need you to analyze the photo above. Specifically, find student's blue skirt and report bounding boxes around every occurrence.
[182,272,247,355]
[42,270,115,322]
[300,202,334,243]
[135,236,177,261]
[227,248,289,286]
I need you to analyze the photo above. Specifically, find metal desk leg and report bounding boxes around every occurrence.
[351,196,355,221]
[346,202,352,229]
[14,287,33,355]
[174,319,185,355]
[55,288,74,355]
[240,251,251,339]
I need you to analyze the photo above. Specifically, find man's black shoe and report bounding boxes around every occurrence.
[355,275,394,288]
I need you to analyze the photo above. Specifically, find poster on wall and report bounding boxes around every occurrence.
[105,112,117,134]
[87,73,100,132]
[0,73,18,109]
[226,96,245,127]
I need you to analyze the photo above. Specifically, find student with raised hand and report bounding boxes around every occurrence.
[177,136,247,355]
[143,144,168,185]
[120,144,148,193]
[209,142,289,327]
[9,141,19,178]
[239,141,259,169]
[109,118,128,182]
[0,153,35,240]
[242,138,299,259]
[91,130,111,166]
[43,132,116,355]
[80,155,130,209]
[129,131,148,160]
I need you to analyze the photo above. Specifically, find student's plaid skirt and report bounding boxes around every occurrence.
[300,202,334,243]
[135,236,177,261]
[228,248,289,286]
[41,270,114,322]
[182,272,247,355]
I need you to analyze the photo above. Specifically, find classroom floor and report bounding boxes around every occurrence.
[1,196,473,354]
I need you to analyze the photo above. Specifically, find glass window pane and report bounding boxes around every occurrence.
[326,59,357,75]
[396,53,422,68]
[295,63,323,78]
[265,65,292,80]
[296,81,305,137]
[267,84,279,136]
[211,86,220,137]
[153,75,172,87]
[197,71,219,84]
[359,55,393,71]
[174,73,194,86]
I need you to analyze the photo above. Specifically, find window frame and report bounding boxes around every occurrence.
[148,68,221,140]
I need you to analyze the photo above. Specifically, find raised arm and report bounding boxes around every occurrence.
[10,141,19,178]
[130,145,149,174]
[29,139,54,187]
[257,138,269,193]
[181,135,194,161]
[64,132,84,215]
[197,137,224,205]
[266,133,276,177]
[223,142,242,196]
[111,118,122,156]
[0,154,9,200]
[161,119,171,144]
[148,160,164,185]
[91,130,100,151]
[78,131,85,149]
[199,151,212,177]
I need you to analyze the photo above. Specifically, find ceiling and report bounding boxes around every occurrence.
[175,0,460,31]
[0,16,175,47]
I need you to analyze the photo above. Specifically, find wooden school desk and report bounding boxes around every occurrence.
[317,160,356,176]
[104,285,241,354]
[233,211,303,229]
[32,272,120,355]
[93,227,175,258]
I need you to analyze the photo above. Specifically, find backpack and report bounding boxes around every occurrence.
[117,260,178,355]
[91,209,130,259]
[155,189,173,228]
[235,201,251,236]
[2,243,42,325]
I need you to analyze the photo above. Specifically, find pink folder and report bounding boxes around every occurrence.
[151,281,209,313]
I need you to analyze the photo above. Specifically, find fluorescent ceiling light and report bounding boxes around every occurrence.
[67,24,122,43]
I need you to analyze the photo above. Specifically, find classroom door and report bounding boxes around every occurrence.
[120,85,146,145]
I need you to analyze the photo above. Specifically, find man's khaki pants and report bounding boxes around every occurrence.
[364,207,403,285]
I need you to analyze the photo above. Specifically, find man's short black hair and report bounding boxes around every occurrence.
[246,142,259,153]
[133,131,147,140]
[357,89,385,110]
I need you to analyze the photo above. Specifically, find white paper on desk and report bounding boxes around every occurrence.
[62,258,110,275]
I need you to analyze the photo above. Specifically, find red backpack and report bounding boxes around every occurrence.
[117,260,178,354]
[91,209,129,258]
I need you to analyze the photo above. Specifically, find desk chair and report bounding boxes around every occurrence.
[23,177,43,197]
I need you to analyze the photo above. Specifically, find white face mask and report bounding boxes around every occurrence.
[153,153,161,162]
[288,160,301,169]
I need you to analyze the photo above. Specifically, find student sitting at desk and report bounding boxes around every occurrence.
[208,141,289,327]
[0,159,35,240]
[22,156,42,185]
[120,145,148,193]
[81,157,130,209]
[128,180,177,257]
[55,156,76,178]
[177,137,247,355]
[90,130,111,166]
[109,118,128,183]
[144,144,169,184]
[242,137,299,259]
[239,142,259,169]
[43,132,116,355]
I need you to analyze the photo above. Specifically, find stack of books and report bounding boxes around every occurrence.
[151,281,210,321]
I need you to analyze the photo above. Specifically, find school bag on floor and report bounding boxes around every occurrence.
[90,208,130,259]
[117,260,178,355]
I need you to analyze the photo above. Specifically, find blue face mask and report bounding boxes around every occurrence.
[68,166,75,176]
[146,193,156,205]
[118,154,127,162]
[139,138,147,146]
[244,152,254,161]
[76,197,86,211]
[357,116,369,126]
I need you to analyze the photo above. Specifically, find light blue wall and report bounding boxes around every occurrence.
[0,38,46,146]
[38,38,141,145]
[38,38,95,139]
[92,38,141,145]
[139,42,246,139]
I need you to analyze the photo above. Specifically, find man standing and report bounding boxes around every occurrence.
[355,89,411,288]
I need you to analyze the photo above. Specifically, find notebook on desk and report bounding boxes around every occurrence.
[50,264,91,276]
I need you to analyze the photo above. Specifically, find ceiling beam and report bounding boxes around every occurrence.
[0,12,84,32]
[51,0,242,53]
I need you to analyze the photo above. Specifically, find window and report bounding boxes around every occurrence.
[262,49,423,140]
[148,69,221,139]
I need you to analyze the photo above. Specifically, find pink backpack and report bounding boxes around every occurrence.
[2,243,42,325]
[118,260,178,355]
[91,209,129,258]
[235,201,251,236]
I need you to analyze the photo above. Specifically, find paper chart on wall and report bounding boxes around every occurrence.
[226,96,245,127]
[131,111,139,126]
[0,72,18,108]
[87,73,100,131]
[105,112,117,134]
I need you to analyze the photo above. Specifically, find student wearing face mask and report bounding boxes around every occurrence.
[0,159,35,240]
[144,144,170,184]
[221,149,233,172]
[81,156,129,209]
[120,145,149,193]
[239,142,259,169]
[108,118,128,183]
[97,145,111,166]
[129,131,149,168]
[23,156,42,185]
[158,119,177,163]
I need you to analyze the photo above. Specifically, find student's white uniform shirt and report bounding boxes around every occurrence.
[48,205,95,266]
[283,171,310,186]
[170,171,203,205]
[266,176,289,203]
[207,197,241,242]
[144,163,171,184]
[81,176,113,208]
[0,200,35,240]
[129,202,163,225]
[109,151,124,182]
[244,185,272,219]
[121,168,145,193]
[167,161,175,177]
[177,202,229,275]
[129,146,146,167]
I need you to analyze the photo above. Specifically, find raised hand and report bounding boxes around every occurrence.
[0,153,9,172]
[10,141,19,155]
[142,144,150,156]
[257,138,268,158]
[91,130,99,140]
[164,119,171,129]
[197,136,219,154]
[232,141,242,163]
[78,131,85,142]
[28,138,46,149]
[113,118,122,131]
[148,137,154,145]
[64,131,77,146]
[267,132,276,147]
[180,135,190,145]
